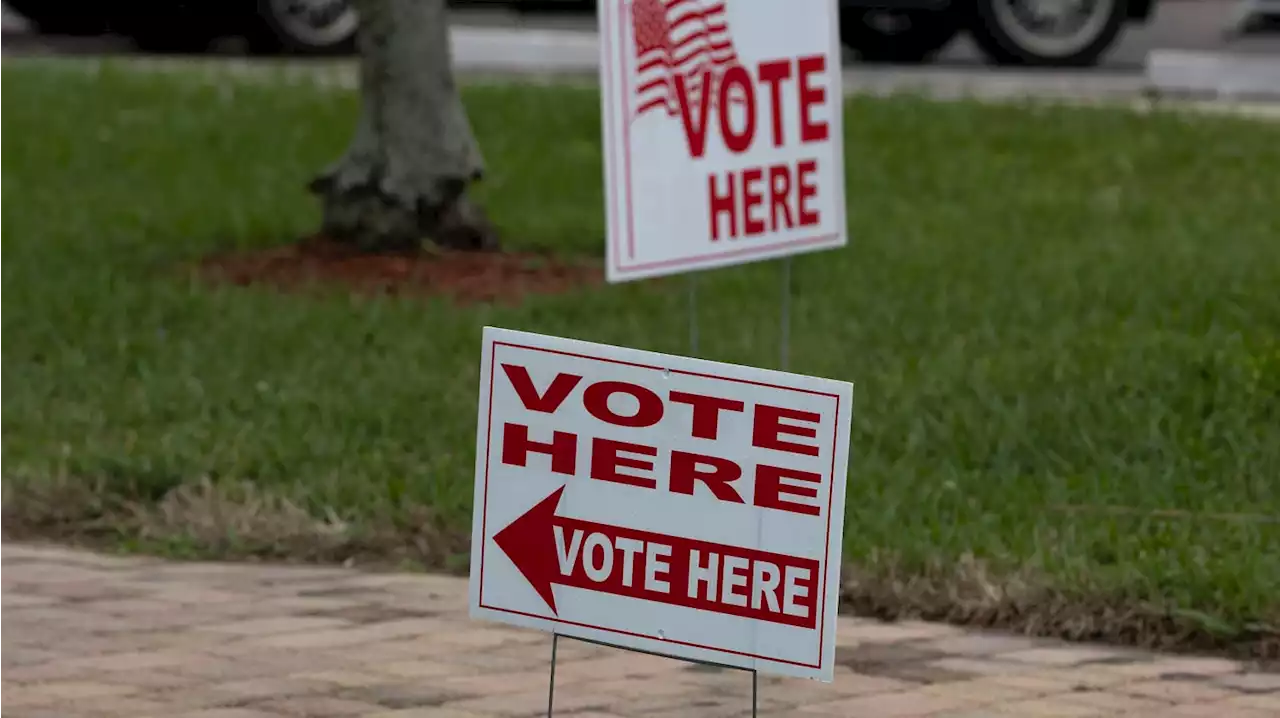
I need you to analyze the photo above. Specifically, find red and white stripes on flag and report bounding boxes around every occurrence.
[631,0,741,118]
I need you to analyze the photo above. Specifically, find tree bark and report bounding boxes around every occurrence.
[309,0,498,253]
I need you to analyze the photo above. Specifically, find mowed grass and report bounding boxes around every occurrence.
[3,61,1278,654]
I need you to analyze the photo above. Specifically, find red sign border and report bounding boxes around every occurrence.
[477,339,843,670]
[602,0,846,281]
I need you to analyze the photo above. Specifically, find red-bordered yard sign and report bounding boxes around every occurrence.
[468,327,853,681]
[599,0,847,283]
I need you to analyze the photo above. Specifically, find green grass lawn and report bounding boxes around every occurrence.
[3,61,1278,656]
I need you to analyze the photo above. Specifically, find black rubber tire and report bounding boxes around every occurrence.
[246,0,358,55]
[968,0,1128,67]
[511,0,596,13]
[113,13,218,54]
[4,0,110,35]
[839,8,962,65]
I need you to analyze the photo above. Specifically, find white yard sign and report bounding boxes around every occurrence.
[598,0,847,283]
[469,327,853,680]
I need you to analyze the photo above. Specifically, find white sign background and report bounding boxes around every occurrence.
[599,0,847,283]
[468,327,853,680]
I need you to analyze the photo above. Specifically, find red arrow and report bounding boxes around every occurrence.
[491,486,821,629]
[493,486,567,614]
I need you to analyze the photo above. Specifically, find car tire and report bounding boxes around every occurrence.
[969,0,1128,66]
[111,6,219,54]
[5,0,109,35]
[113,15,218,53]
[839,8,962,64]
[247,0,359,55]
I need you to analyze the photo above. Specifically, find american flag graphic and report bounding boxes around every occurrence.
[631,0,742,119]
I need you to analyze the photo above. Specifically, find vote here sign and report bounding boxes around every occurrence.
[468,327,853,681]
[598,0,847,283]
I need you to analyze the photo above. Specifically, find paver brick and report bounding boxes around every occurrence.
[360,709,491,718]
[443,686,616,716]
[290,669,396,688]
[202,676,330,702]
[919,678,1037,705]
[840,620,964,644]
[164,653,290,681]
[1212,671,1280,692]
[1120,677,1238,702]
[255,621,446,651]
[4,543,1279,718]
[380,659,460,679]
[1058,689,1168,713]
[922,633,1050,657]
[344,681,478,710]
[253,695,385,717]
[1111,655,1243,679]
[929,657,1037,678]
[1219,693,1280,710]
[71,696,176,717]
[1160,705,1279,718]
[3,593,60,608]
[1000,646,1128,667]
[991,698,1105,716]
[1037,665,1133,690]
[802,689,980,716]
[3,660,97,682]
[96,668,199,691]
[169,709,289,718]
[199,616,353,636]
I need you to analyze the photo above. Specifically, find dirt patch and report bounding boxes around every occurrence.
[199,236,603,305]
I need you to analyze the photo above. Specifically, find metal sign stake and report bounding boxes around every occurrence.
[780,257,793,371]
[546,633,559,718]
[688,273,700,356]
[544,633,758,718]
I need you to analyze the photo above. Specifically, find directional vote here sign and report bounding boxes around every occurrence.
[599,0,847,282]
[468,327,853,680]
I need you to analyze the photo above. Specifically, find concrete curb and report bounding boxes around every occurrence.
[1146,49,1280,100]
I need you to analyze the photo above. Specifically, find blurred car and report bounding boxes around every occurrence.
[5,0,360,53]
[7,0,1156,65]
[843,0,1159,66]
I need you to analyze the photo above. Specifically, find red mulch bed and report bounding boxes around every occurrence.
[198,236,603,305]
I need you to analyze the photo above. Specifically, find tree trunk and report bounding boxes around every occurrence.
[309,0,498,253]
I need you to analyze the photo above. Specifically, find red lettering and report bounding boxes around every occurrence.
[675,71,713,158]
[590,438,658,489]
[708,160,819,241]
[669,451,744,503]
[768,164,794,230]
[669,391,745,440]
[717,64,756,154]
[502,364,581,414]
[797,159,819,227]
[583,381,664,428]
[754,464,822,516]
[756,59,791,147]
[741,167,765,236]
[546,523,819,628]
[709,172,736,240]
[502,423,576,475]
[752,404,821,456]
[797,54,828,143]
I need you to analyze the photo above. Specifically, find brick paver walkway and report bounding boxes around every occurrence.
[2,544,1277,717]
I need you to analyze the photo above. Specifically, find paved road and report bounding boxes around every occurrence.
[4,0,1278,68]
[4,543,1279,717]
[4,1,1278,102]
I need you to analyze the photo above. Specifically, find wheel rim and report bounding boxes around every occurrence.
[267,0,358,47]
[990,0,1115,58]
